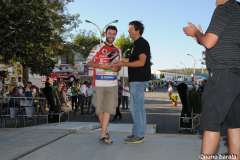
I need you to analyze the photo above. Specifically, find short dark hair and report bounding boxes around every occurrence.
[84,81,88,85]
[129,21,144,35]
[45,82,51,87]
[105,25,117,34]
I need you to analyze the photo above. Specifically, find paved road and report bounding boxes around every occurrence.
[67,86,227,136]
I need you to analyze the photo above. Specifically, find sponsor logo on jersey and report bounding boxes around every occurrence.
[102,49,108,54]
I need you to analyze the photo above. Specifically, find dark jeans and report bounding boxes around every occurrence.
[114,98,122,119]
[87,96,92,113]
[122,96,128,109]
[71,95,77,111]
[74,94,85,114]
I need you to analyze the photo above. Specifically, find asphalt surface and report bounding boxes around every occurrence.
[67,86,227,136]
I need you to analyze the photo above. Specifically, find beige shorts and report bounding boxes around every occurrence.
[92,86,118,115]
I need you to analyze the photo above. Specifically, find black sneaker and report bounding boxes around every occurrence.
[124,136,145,144]
[127,135,134,139]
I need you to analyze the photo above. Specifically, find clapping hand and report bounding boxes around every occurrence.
[183,22,203,41]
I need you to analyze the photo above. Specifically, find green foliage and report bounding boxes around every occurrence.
[164,68,209,75]
[0,0,81,83]
[160,74,165,78]
[0,70,9,78]
[0,0,54,77]
[44,0,81,64]
[114,33,134,58]
[171,94,178,102]
[188,88,202,114]
[73,30,100,60]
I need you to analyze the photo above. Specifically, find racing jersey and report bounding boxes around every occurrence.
[86,43,122,87]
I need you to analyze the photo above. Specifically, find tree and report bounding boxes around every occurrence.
[44,0,81,64]
[160,74,165,78]
[114,33,134,58]
[0,0,54,85]
[73,30,101,60]
[114,33,153,65]
[0,0,81,85]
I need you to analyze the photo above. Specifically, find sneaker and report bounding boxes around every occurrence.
[127,135,134,139]
[124,136,145,144]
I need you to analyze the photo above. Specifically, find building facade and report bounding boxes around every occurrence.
[152,70,184,81]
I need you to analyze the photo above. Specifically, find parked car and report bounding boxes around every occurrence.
[50,71,79,81]
[185,83,199,90]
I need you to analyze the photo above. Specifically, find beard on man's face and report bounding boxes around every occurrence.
[106,36,115,43]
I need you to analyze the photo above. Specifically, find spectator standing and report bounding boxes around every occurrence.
[122,82,129,110]
[183,0,240,158]
[66,86,71,107]
[113,80,123,121]
[11,87,21,107]
[70,81,78,112]
[55,82,66,108]
[86,83,93,114]
[75,81,87,115]
[167,85,173,100]
[151,84,154,92]
[0,89,8,108]
[25,82,33,98]
[197,79,207,96]
[16,77,24,96]
[39,88,45,114]
[113,21,151,144]
[51,81,57,101]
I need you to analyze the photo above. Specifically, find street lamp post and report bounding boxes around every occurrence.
[187,54,196,83]
[176,66,181,80]
[180,62,186,81]
[122,49,130,85]
[85,20,118,44]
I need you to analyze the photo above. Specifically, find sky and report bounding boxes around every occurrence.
[66,0,218,71]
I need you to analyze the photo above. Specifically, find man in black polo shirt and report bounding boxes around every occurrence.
[184,0,240,158]
[113,21,151,144]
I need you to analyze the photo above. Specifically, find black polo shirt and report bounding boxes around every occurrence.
[205,0,240,70]
[128,37,151,82]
